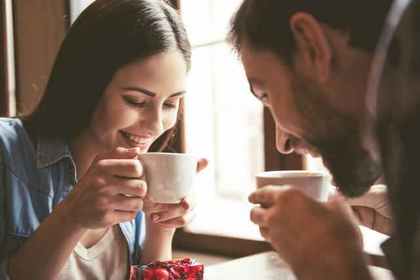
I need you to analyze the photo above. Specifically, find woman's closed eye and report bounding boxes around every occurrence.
[123,95,147,107]
[123,95,179,110]
[163,97,181,110]
[163,101,178,109]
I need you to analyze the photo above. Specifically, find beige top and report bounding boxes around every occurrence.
[58,226,129,280]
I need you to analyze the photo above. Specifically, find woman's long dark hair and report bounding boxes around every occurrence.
[24,0,191,152]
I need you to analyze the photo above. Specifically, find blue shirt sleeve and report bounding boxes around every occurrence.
[0,152,10,280]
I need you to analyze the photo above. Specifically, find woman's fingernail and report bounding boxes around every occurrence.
[181,200,190,210]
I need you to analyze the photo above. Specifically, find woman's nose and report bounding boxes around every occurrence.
[143,106,164,136]
[276,129,294,154]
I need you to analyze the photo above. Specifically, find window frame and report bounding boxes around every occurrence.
[173,0,303,257]
[0,0,7,115]
[0,0,15,116]
[12,0,69,116]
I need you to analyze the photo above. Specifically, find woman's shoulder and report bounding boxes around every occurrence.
[0,117,26,141]
[0,117,34,164]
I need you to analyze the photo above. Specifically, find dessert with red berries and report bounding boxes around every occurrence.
[129,258,204,280]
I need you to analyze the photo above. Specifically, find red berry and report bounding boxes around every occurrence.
[154,268,169,280]
[142,268,154,280]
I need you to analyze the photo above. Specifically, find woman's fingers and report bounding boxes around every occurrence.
[155,211,195,228]
[97,158,144,178]
[110,195,144,212]
[150,202,190,223]
[196,158,208,172]
[106,177,147,198]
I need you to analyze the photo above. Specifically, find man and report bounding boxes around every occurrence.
[229,0,418,279]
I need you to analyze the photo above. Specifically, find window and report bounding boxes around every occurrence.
[181,0,265,240]
[70,0,94,23]
[4,1,67,116]
[1,0,16,116]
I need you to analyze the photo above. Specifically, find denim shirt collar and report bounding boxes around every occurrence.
[34,135,140,261]
[36,137,139,264]
[36,136,73,169]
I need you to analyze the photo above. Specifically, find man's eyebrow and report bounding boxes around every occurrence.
[122,86,186,97]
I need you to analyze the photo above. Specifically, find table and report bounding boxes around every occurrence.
[205,251,394,280]
[205,226,392,279]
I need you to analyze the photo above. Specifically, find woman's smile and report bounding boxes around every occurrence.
[120,130,155,150]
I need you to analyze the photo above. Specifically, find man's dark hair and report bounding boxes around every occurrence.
[229,0,392,63]
[24,0,190,150]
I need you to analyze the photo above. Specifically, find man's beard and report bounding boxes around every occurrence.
[293,77,382,197]
[314,131,382,197]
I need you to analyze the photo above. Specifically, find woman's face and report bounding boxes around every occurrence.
[88,50,187,153]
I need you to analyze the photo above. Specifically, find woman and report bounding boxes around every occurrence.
[0,0,205,279]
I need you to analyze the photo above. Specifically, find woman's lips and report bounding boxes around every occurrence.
[120,131,154,148]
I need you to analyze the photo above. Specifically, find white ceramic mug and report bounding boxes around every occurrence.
[137,152,198,203]
[255,170,329,202]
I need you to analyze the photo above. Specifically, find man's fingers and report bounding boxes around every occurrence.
[249,185,289,206]
[327,195,357,223]
[326,196,363,248]
[259,226,270,241]
[250,206,269,226]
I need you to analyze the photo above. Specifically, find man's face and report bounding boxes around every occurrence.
[240,44,382,197]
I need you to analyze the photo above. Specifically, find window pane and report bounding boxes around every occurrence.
[70,0,94,23]
[184,42,264,201]
[184,42,264,239]
[181,0,243,46]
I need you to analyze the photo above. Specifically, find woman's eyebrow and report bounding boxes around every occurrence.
[122,86,186,97]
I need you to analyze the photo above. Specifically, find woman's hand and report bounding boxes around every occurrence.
[64,147,147,229]
[143,158,208,229]
[140,158,208,263]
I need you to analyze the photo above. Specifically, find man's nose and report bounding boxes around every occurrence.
[276,129,294,154]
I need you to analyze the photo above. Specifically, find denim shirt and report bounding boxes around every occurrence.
[0,118,144,279]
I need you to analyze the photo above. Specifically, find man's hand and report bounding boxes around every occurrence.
[249,186,372,280]
[345,184,392,235]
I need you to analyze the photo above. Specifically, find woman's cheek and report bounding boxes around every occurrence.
[162,111,178,131]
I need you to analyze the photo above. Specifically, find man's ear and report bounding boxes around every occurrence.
[289,12,332,83]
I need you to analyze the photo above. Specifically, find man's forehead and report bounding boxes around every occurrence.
[239,44,276,64]
[239,45,285,83]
